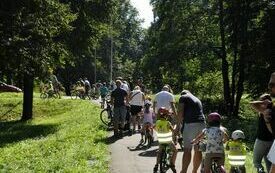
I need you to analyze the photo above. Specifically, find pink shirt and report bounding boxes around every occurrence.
[143,110,154,124]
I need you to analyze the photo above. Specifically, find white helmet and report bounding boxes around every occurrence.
[231,130,245,140]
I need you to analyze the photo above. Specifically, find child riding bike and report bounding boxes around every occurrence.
[153,107,177,173]
[191,112,229,173]
[139,100,155,146]
[226,130,247,173]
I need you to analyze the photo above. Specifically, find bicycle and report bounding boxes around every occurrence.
[100,94,110,108]
[199,141,226,173]
[70,85,86,99]
[40,90,58,99]
[159,143,176,173]
[228,154,246,173]
[100,100,113,128]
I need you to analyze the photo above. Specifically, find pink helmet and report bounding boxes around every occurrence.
[158,107,169,118]
[208,112,221,122]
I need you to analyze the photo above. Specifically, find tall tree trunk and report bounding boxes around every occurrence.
[233,48,245,117]
[21,73,34,121]
[218,0,231,115]
[231,49,237,113]
[232,1,248,117]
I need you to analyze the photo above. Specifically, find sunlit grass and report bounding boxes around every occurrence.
[0,93,108,173]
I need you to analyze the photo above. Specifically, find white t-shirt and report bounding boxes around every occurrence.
[121,83,130,93]
[203,127,226,154]
[154,91,175,111]
[268,140,275,164]
[129,90,144,106]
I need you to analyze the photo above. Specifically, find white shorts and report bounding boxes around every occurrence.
[268,140,275,164]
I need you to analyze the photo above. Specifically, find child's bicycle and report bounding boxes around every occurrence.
[198,141,226,173]
[228,154,246,173]
[158,143,176,173]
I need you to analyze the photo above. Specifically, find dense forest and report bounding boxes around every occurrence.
[0,0,274,119]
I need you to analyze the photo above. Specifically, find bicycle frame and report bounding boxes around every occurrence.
[159,144,172,173]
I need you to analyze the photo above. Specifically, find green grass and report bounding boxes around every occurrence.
[0,93,108,173]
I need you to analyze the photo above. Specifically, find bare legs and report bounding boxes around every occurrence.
[181,147,202,173]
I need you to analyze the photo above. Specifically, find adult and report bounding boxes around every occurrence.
[84,77,91,95]
[251,94,273,173]
[267,141,275,173]
[122,80,130,94]
[267,73,275,173]
[252,72,275,173]
[100,82,109,108]
[111,80,129,137]
[137,78,146,93]
[129,86,145,133]
[153,85,177,116]
[177,90,206,173]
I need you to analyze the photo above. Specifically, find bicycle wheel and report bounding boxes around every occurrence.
[100,109,112,126]
[70,90,78,99]
[40,92,47,99]
[52,93,58,99]
[160,147,168,173]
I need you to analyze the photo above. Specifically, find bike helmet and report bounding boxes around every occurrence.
[208,112,221,122]
[158,107,169,118]
[231,130,245,140]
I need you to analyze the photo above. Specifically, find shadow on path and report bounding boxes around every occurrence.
[138,148,158,157]
[0,120,58,147]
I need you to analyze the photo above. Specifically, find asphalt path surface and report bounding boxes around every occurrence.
[89,98,197,173]
[109,131,197,173]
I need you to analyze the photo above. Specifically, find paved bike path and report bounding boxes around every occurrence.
[109,132,196,173]
[89,98,196,173]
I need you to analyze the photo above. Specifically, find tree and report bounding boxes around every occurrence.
[0,0,76,120]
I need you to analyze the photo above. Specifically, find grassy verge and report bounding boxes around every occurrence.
[0,93,108,173]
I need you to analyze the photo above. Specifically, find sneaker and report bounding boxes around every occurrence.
[256,167,265,173]
[153,164,158,173]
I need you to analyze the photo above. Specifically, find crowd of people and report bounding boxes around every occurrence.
[40,71,275,173]
[108,73,275,173]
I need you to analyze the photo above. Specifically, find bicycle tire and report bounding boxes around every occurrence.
[70,90,78,99]
[40,93,47,99]
[160,146,168,173]
[100,109,112,126]
[52,93,58,99]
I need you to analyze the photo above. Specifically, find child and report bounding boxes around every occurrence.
[140,100,154,145]
[226,130,247,173]
[153,107,177,173]
[191,112,228,173]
